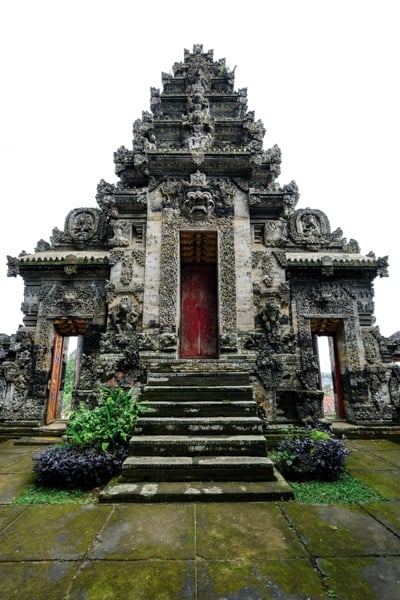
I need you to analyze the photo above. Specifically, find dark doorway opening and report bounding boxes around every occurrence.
[311,318,345,420]
[180,231,218,359]
[46,319,85,424]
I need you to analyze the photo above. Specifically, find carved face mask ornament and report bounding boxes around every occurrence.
[183,190,214,220]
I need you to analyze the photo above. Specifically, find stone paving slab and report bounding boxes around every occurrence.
[0,504,26,531]
[347,439,400,452]
[361,501,400,536]
[195,503,306,560]
[0,472,34,503]
[349,469,400,499]
[0,504,111,561]
[88,504,195,560]
[346,448,398,470]
[196,558,326,599]
[0,561,81,600]
[373,451,400,467]
[317,557,400,600]
[280,503,400,557]
[69,560,196,600]
[0,453,36,473]
[0,454,24,469]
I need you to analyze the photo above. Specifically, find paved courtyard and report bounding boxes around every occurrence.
[0,437,400,599]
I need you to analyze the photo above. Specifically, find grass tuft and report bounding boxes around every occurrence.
[12,484,98,505]
[290,472,389,504]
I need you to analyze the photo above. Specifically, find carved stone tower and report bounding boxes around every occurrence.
[1,45,399,443]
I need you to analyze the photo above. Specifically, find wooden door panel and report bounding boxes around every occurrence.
[46,333,64,424]
[180,264,218,358]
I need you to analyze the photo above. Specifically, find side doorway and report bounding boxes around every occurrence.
[46,319,85,424]
[311,319,345,420]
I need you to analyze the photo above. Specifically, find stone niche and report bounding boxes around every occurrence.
[1,45,398,431]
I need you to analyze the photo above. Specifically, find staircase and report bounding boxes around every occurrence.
[100,363,293,502]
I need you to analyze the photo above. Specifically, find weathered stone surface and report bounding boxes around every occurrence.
[1,44,398,445]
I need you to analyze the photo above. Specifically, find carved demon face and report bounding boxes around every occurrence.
[182,189,214,220]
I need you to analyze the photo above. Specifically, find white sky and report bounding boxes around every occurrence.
[1,0,399,339]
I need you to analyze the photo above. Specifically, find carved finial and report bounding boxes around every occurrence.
[189,171,208,187]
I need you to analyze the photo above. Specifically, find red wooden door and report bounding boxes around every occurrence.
[180,264,218,358]
[46,333,64,424]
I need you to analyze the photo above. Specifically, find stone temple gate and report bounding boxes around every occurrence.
[1,45,400,446]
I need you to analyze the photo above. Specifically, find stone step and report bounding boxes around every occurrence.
[144,400,257,417]
[146,371,250,386]
[143,385,253,402]
[99,471,294,503]
[120,455,274,482]
[128,435,267,456]
[135,417,263,435]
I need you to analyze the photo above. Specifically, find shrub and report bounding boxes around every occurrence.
[272,428,349,481]
[33,443,128,489]
[66,381,149,452]
[33,376,151,489]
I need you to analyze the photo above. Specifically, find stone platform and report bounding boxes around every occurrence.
[1,438,400,599]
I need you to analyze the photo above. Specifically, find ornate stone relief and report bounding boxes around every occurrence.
[362,329,382,364]
[107,220,130,247]
[294,281,356,315]
[39,283,104,318]
[263,220,286,246]
[50,208,107,249]
[289,208,330,247]
[6,256,19,277]
[252,251,274,292]
[159,206,237,342]
[108,296,140,336]
[160,172,235,219]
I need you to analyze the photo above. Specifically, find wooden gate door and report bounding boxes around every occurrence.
[180,263,218,358]
[46,333,64,424]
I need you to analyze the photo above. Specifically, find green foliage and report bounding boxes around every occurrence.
[32,443,127,488]
[290,472,388,504]
[66,383,150,452]
[12,484,96,505]
[62,355,75,402]
[271,427,349,481]
[32,378,152,490]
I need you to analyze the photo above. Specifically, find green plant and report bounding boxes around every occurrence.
[271,427,349,481]
[32,376,152,490]
[12,484,96,504]
[66,380,150,452]
[290,472,388,503]
[32,443,128,489]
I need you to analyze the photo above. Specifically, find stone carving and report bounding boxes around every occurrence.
[159,330,178,352]
[39,283,103,318]
[109,296,140,335]
[50,207,107,249]
[252,251,274,290]
[182,172,214,220]
[159,210,237,337]
[261,300,282,349]
[263,221,285,246]
[244,112,265,151]
[6,256,19,277]
[108,220,130,247]
[294,281,355,315]
[220,333,237,353]
[150,87,162,116]
[1,46,398,430]
[96,179,116,206]
[35,239,51,252]
[68,209,99,242]
[289,209,330,246]
[133,111,156,151]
